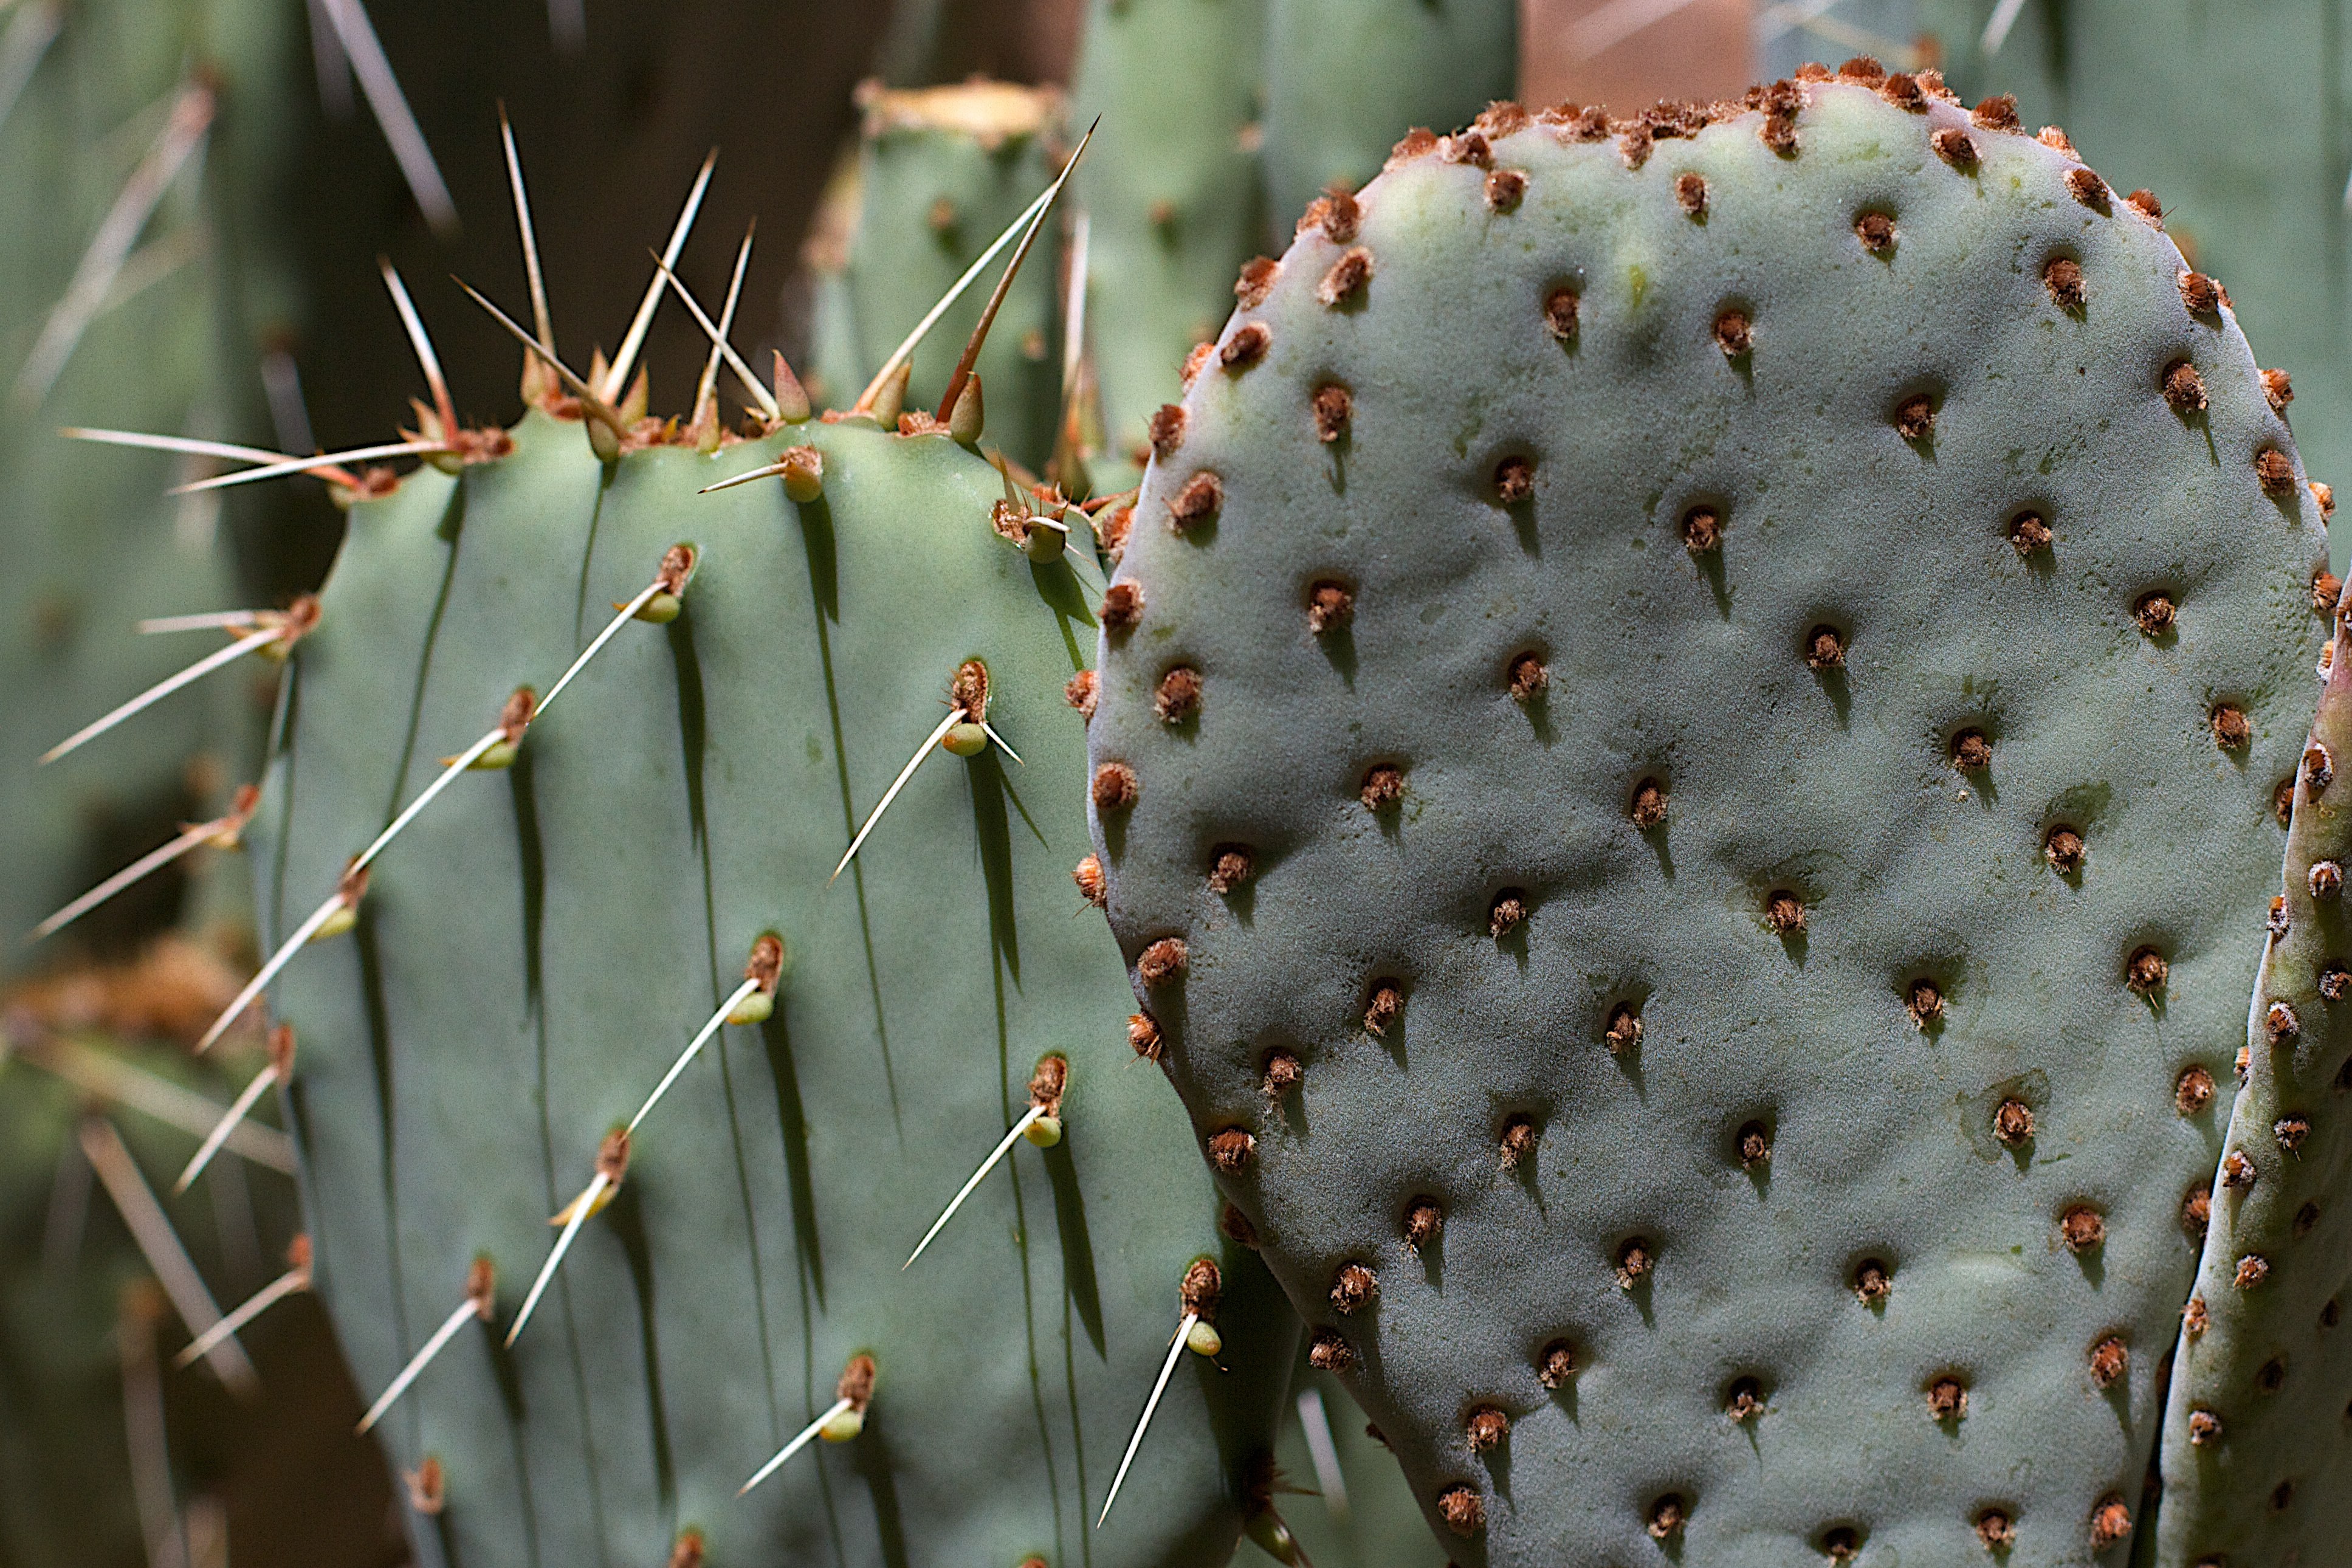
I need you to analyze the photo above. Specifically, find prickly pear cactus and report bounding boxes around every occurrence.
[1923,0,2352,543]
[1087,73,2334,1563]
[1258,0,1515,239]
[814,80,1065,467]
[250,337,1301,1563]
[2156,604,2352,1563]
[0,0,297,969]
[1070,0,1264,476]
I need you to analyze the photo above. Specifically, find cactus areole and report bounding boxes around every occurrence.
[1088,73,2341,1564]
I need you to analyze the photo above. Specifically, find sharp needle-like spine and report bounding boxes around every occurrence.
[137,609,263,634]
[357,1296,481,1432]
[351,726,504,873]
[173,1061,281,1192]
[856,181,1058,414]
[699,458,793,495]
[504,1171,607,1347]
[1098,1313,1197,1527]
[33,808,241,940]
[738,1398,852,1496]
[196,889,345,1053]
[78,1119,258,1395]
[599,152,715,404]
[904,1105,1044,1269]
[455,279,627,436]
[980,723,1023,766]
[167,438,443,495]
[15,1039,293,1169]
[380,260,458,436]
[650,247,779,422]
[1295,1386,1350,1522]
[1980,0,2028,53]
[499,109,555,352]
[65,426,297,467]
[15,84,211,405]
[934,118,1095,425]
[538,583,659,717]
[627,979,762,1133]
[689,229,755,431]
[176,1263,309,1368]
[833,707,966,881]
[41,627,278,765]
[310,0,457,236]
[1061,208,1090,407]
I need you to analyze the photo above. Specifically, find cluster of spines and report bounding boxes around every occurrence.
[33,123,1295,1559]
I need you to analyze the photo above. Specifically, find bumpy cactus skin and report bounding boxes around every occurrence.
[820,82,1064,464]
[2158,613,2352,1563]
[1088,77,2331,1564]
[255,402,1296,1566]
[1926,0,2352,549]
[1259,0,1515,239]
[1070,0,1265,476]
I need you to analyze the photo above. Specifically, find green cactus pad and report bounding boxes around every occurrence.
[1087,77,2330,1564]
[1259,0,1515,239]
[818,81,1065,466]
[253,397,1298,1566]
[1071,0,1265,478]
[2156,607,2352,1563]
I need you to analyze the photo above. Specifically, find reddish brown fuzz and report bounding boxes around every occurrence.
[2044,257,2085,308]
[2061,1205,2106,1253]
[1318,247,1372,307]
[1313,383,1353,441]
[1631,777,1668,828]
[1092,762,1139,811]
[1329,1262,1378,1313]
[1681,505,1722,553]
[1895,394,1936,440]
[1137,937,1187,985]
[1493,455,1535,504]
[1714,309,1752,357]
[1508,652,1548,700]
[1154,665,1201,723]
[1544,286,1579,340]
[1308,581,1353,633]
[2046,825,2085,872]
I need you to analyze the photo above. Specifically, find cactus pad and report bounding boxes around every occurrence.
[2157,599,2352,1563]
[253,377,1301,1565]
[1087,75,2331,1563]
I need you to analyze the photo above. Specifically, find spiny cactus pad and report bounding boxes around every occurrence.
[254,401,1295,1564]
[823,81,1064,464]
[1088,77,2332,1563]
[2156,606,2352,1564]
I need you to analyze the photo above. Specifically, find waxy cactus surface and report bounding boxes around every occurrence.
[251,334,1301,1563]
[1088,73,2336,1564]
[2160,608,2352,1563]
